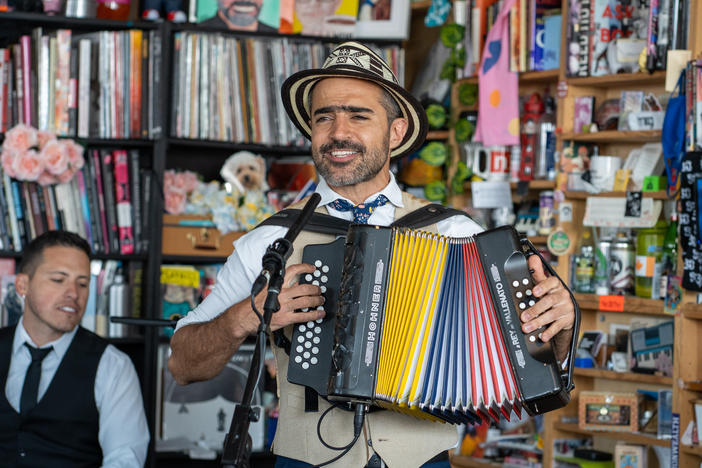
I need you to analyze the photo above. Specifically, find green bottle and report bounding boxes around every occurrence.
[658,215,678,299]
[634,221,667,299]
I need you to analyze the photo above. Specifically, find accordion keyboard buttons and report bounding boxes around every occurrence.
[288,237,346,396]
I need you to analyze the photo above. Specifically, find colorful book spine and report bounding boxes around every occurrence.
[92,149,110,254]
[112,150,134,255]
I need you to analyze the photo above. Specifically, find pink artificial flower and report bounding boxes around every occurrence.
[57,167,76,184]
[164,187,187,214]
[164,169,176,189]
[12,149,43,181]
[64,140,85,170]
[173,172,187,190]
[1,149,18,178]
[41,140,70,176]
[3,124,38,153]
[37,170,58,186]
[37,130,57,149]
[183,170,199,193]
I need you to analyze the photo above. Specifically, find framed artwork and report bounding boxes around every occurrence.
[354,0,411,39]
[197,0,281,32]
[578,391,639,432]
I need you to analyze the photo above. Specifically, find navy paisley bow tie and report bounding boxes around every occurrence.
[328,195,390,224]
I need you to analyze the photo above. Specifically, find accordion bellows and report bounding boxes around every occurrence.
[288,225,571,424]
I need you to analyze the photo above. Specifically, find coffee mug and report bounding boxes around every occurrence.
[472,145,511,181]
[589,155,621,191]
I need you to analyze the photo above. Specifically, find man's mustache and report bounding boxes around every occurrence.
[320,139,365,155]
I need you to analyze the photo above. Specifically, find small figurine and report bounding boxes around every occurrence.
[142,0,186,22]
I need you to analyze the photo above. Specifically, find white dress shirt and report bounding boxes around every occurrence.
[177,173,484,330]
[5,317,150,468]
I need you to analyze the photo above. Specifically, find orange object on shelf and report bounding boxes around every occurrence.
[96,0,130,20]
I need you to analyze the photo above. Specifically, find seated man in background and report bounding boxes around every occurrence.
[0,230,150,467]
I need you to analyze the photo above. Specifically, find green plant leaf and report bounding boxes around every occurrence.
[424,180,447,202]
[454,119,475,142]
[440,24,465,48]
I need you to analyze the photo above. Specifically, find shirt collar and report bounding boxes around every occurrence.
[316,172,404,208]
[13,315,78,361]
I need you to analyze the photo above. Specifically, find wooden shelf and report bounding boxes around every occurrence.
[465,180,556,191]
[553,422,671,447]
[682,303,702,320]
[426,130,449,140]
[680,444,702,457]
[410,0,432,10]
[573,293,667,316]
[76,137,157,148]
[564,190,669,200]
[528,236,548,244]
[0,11,160,30]
[684,381,702,392]
[560,130,662,143]
[520,69,560,82]
[167,137,311,155]
[449,454,502,468]
[567,71,667,87]
[574,367,672,385]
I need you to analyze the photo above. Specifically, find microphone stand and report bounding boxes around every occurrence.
[221,193,322,468]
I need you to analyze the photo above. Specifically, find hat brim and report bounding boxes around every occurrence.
[281,68,428,159]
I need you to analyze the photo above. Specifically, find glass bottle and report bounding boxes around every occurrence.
[535,96,556,180]
[96,0,130,20]
[635,221,667,298]
[658,214,679,299]
[574,229,595,293]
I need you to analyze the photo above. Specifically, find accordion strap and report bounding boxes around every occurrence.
[256,203,472,235]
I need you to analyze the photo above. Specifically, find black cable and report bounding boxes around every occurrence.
[316,403,349,450]
[310,404,366,468]
[250,293,263,325]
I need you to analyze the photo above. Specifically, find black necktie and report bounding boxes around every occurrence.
[20,343,52,415]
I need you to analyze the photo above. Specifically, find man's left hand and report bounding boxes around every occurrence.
[521,255,576,362]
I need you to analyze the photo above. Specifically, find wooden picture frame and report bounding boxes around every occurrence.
[578,391,639,432]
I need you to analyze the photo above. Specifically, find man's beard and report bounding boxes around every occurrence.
[224,1,260,27]
[312,136,390,187]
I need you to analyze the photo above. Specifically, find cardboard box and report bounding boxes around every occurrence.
[162,214,244,257]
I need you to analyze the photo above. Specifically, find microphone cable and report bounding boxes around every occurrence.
[310,403,367,468]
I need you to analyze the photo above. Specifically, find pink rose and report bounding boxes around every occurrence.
[37,130,57,149]
[41,140,70,176]
[164,169,176,188]
[164,187,187,214]
[1,149,18,178]
[57,167,76,184]
[173,172,187,190]
[37,170,58,186]
[183,170,199,193]
[64,140,84,169]
[12,149,43,181]
[3,124,38,153]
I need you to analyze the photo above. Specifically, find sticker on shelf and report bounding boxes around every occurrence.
[547,229,571,256]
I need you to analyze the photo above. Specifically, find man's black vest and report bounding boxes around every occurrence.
[0,325,107,468]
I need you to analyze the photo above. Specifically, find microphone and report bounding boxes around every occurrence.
[251,193,322,296]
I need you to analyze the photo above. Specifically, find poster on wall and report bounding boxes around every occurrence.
[354,0,411,39]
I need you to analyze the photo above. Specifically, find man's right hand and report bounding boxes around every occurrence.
[231,263,326,340]
[169,263,325,385]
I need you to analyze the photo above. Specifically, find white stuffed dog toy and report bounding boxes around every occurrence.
[220,151,269,194]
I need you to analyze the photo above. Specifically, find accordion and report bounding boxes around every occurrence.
[287,225,576,424]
